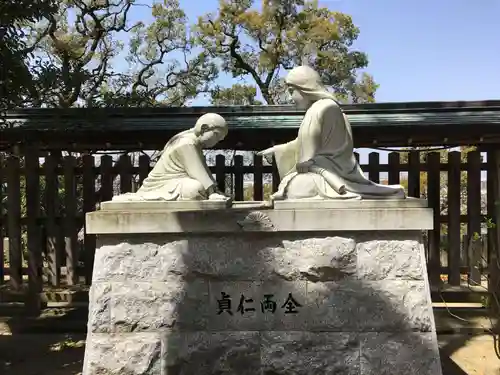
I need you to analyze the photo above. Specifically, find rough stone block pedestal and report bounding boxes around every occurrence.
[83,200,442,374]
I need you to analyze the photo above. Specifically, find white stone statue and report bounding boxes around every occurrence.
[258,66,405,201]
[112,113,230,202]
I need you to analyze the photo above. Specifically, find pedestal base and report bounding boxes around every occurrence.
[83,204,441,374]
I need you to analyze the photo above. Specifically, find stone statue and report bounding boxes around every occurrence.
[258,66,406,201]
[112,113,230,202]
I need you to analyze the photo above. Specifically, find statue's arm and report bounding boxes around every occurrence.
[275,138,298,151]
[178,143,216,190]
[259,138,297,156]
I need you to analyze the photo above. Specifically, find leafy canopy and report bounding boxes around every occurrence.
[2,0,376,108]
[211,84,262,105]
[0,0,58,111]
[196,0,378,104]
[2,0,217,109]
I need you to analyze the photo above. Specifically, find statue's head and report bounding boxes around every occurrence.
[194,113,228,148]
[285,65,335,109]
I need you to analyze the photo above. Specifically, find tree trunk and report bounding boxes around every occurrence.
[260,87,274,105]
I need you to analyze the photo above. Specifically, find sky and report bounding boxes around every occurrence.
[122,0,500,105]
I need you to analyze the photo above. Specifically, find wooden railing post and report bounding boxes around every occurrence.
[0,153,4,285]
[253,154,264,201]
[7,151,22,290]
[467,151,482,285]
[427,152,441,285]
[44,153,61,287]
[215,154,226,194]
[118,154,133,194]
[387,152,400,185]
[368,152,380,183]
[487,147,500,313]
[234,155,244,201]
[25,145,44,314]
[447,151,462,286]
[99,155,114,202]
[64,155,78,286]
[408,150,421,198]
[83,155,96,284]
[138,155,150,187]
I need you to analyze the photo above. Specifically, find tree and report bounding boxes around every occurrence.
[211,84,262,105]
[100,0,217,107]
[196,0,378,104]
[3,0,217,109]
[0,0,57,112]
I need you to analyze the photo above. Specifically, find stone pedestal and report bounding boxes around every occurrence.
[83,200,442,375]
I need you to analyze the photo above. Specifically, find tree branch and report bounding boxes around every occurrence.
[209,20,265,89]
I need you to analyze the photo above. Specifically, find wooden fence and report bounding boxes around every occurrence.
[0,149,494,298]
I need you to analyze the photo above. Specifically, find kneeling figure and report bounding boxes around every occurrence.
[113,113,229,202]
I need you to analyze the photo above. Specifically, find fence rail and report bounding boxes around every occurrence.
[0,149,494,302]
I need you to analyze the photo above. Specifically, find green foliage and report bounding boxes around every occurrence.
[0,0,58,112]
[2,0,218,109]
[103,0,217,107]
[2,0,376,109]
[211,84,262,105]
[196,0,377,104]
[243,182,274,201]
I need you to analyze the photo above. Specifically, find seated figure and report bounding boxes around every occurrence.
[113,113,229,201]
[259,66,405,201]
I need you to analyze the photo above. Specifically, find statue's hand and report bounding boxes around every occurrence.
[257,147,275,164]
[209,192,229,201]
[296,160,314,173]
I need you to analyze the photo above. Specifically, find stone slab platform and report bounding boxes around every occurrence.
[87,199,432,234]
[101,198,425,212]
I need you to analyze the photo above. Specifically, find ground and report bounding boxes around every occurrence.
[0,334,85,375]
[0,304,498,374]
[0,332,499,374]
[439,335,500,375]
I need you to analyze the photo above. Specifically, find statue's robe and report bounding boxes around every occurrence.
[114,131,216,201]
[272,98,405,200]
